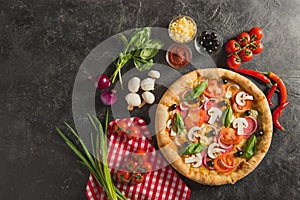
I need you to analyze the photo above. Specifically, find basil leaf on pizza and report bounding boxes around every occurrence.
[172,112,184,134]
[156,68,272,185]
[184,80,208,101]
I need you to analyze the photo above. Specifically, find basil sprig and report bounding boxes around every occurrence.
[222,106,233,127]
[184,80,208,101]
[245,134,257,160]
[111,28,163,88]
[182,143,205,155]
[172,112,184,134]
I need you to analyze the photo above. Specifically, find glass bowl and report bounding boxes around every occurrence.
[165,44,192,68]
[194,29,223,56]
[168,15,197,44]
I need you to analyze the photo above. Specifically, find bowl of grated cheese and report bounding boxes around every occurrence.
[168,15,197,44]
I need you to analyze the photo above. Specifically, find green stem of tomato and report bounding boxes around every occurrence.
[227,40,256,57]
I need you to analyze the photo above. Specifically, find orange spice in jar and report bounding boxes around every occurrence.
[166,44,192,68]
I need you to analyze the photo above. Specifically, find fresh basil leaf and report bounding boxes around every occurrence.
[222,106,233,127]
[245,134,256,160]
[118,33,128,47]
[139,40,163,59]
[184,80,208,101]
[172,112,184,134]
[135,27,151,48]
[182,143,205,155]
[133,57,154,71]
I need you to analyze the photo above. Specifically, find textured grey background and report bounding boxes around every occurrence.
[1,0,299,199]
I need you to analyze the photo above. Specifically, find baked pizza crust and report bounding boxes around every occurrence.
[155,68,273,185]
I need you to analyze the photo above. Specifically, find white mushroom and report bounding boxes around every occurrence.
[235,91,253,106]
[141,78,155,91]
[128,77,140,93]
[148,70,160,79]
[207,143,225,159]
[142,91,155,104]
[207,107,222,124]
[187,126,201,142]
[233,118,248,135]
[125,93,141,110]
[184,153,202,168]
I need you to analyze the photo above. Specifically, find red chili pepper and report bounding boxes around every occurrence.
[267,83,277,106]
[272,102,289,130]
[232,68,272,86]
[266,72,287,105]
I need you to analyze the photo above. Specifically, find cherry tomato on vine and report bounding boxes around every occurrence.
[140,162,153,173]
[249,40,264,54]
[237,32,251,47]
[225,40,240,54]
[131,173,145,184]
[226,54,241,69]
[116,170,130,182]
[127,126,140,139]
[133,149,147,162]
[113,120,127,134]
[126,160,139,171]
[249,27,263,41]
[238,48,253,62]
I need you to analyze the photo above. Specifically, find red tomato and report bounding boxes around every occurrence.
[113,120,127,134]
[238,48,253,62]
[214,153,237,173]
[126,160,139,171]
[243,117,257,137]
[116,170,131,182]
[226,54,241,69]
[231,90,253,112]
[219,128,243,145]
[225,40,241,54]
[249,40,263,54]
[127,126,140,139]
[249,27,263,40]
[133,149,147,162]
[131,173,145,184]
[204,80,225,98]
[140,162,152,173]
[237,32,251,47]
[184,109,206,130]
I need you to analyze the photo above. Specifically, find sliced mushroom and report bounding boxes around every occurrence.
[235,91,253,106]
[207,107,222,124]
[141,78,155,91]
[187,126,201,142]
[148,70,160,79]
[142,91,155,104]
[207,143,225,159]
[125,93,141,111]
[184,153,202,168]
[128,77,141,93]
[232,118,248,135]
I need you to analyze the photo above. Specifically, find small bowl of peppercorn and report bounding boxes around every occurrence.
[194,29,223,56]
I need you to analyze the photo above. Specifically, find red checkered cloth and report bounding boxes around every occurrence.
[86,117,191,200]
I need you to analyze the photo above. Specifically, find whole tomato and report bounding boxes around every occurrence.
[238,48,253,62]
[140,162,152,173]
[127,126,140,139]
[226,54,241,69]
[126,160,139,171]
[113,120,127,134]
[131,173,145,184]
[237,32,251,47]
[133,149,147,162]
[249,27,263,40]
[116,170,131,182]
[225,40,240,54]
[249,40,264,54]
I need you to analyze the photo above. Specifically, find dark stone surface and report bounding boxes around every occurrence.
[1,0,299,199]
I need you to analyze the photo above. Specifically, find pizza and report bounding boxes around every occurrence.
[155,68,272,185]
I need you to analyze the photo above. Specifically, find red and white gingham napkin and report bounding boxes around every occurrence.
[86,117,191,200]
